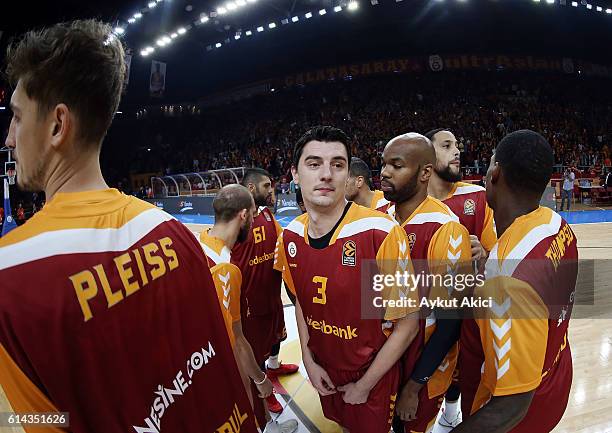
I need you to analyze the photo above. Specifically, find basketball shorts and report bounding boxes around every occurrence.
[319,362,400,433]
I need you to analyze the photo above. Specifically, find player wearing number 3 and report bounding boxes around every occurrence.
[273,126,421,433]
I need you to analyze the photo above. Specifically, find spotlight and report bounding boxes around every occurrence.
[257,26,264,32]
[607,8,612,13]
[237,0,247,5]
[134,12,143,18]
[128,18,136,24]
[586,3,592,8]
[141,50,149,56]
[215,42,222,48]
[114,27,125,34]
[319,8,327,14]
[227,2,238,10]
[218,6,228,14]
[178,27,187,34]
[348,1,359,10]
[200,15,209,23]
[597,5,602,10]
[235,34,241,40]
[246,30,253,35]
[571,1,578,5]
[163,36,171,43]
[334,5,342,11]
[546,0,554,4]
[156,40,165,46]
[269,22,277,28]
[305,11,313,18]
[292,16,299,22]
[281,18,289,24]
[148,2,156,8]
[371,0,379,5]
[171,33,178,38]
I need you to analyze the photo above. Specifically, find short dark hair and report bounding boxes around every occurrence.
[213,184,254,223]
[349,157,374,190]
[424,128,453,142]
[5,20,126,145]
[495,130,554,196]
[241,168,271,187]
[293,126,351,167]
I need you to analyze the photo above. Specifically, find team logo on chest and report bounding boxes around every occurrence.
[464,199,476,216]
[288,241,298,258]
[342,240,357,266]
[407,233,417,251]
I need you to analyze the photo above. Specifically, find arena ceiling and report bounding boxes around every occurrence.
[2,0,612,105]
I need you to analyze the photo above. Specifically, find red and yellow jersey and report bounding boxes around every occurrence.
[459,207,578,416]
[0,189,256,433]
[274,203,418,371]
[370,190,391,213]
[395,196,472,399]
[443,182,496,252]
[200,229,243,345]
[231,207,283,317]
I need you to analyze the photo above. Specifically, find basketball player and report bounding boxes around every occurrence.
[0,20,257,433]
[345,157,390,212]
[379,134,472,433]
[453,130,578,432]
[232,168,299,418]
[424,128,497,427]
[201,184,298,433]
[274,126,420,433]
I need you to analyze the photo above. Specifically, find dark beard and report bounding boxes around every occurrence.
[253,188,269,207]
[383,173,419,204]
[435,165,462,183]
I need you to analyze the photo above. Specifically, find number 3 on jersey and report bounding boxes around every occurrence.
[312,276,328,305]
[253,226,266,243]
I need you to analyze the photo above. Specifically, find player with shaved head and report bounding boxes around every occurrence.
[380,133,472,433]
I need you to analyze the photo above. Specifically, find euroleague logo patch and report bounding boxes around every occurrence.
[342,240,356,267]
[407,233,417,251]
[464,199,476,216]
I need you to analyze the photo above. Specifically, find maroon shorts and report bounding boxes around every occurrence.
[403,388,444,433]
[319,363,399,433]
[242,308,286,365]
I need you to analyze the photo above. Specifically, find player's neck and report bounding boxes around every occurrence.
[494,198,539,238]
[427,174,454,201]
[306,200,347,238]
[209,223,238,250]
[44,153,108,202]
[355,189,375,208]
[395,189,428,225]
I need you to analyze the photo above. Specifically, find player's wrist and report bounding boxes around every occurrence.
[355,378,374,393]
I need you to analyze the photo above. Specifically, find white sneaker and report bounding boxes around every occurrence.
[263,419,299,433]
[438,407,462,428]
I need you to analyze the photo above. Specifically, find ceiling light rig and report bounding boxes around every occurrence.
[137,0,610,57]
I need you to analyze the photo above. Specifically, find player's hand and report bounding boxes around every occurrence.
[470,235,486,261]
[304,360,336,396]
[255,375,274,398]
[337,381,370,405]
[396,387,419,421]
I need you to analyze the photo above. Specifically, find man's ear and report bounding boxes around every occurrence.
[49,103,72,150]
[355,176,364,188]
[239,208,248,222]
[421,163,433,182]
[291,166,299,185]
[490,162,501,185]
